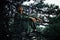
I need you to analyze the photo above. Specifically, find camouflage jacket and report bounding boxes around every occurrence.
[10,13,33,33]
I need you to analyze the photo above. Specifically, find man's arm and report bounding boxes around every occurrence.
[20,13,37,22]
[21,13,42,23]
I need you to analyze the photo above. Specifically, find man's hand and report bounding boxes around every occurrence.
[29,17,37,22]
[37,18,42,23]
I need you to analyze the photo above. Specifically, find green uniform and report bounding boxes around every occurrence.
[14,13,29,33]
[10,13,34,40]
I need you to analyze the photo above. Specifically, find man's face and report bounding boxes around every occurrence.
[18,6,23,14]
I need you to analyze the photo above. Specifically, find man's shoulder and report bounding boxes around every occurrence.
[23,13,28,16]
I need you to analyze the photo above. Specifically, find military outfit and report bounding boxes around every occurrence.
[9,13,36,40]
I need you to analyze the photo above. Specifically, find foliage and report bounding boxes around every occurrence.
[0,0,60,40]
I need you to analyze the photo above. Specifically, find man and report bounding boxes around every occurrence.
[11,5,42,40]
[10,5,37,40]
[17,5,37,32]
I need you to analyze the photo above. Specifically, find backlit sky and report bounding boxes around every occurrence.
[22,0,60,7]
[44,0,60,8]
